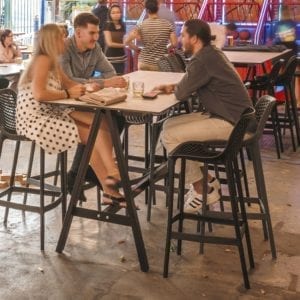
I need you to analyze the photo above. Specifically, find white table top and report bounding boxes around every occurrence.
[20,48,34,55]
[224,49,291,65]
[0,63,23,76]
[47,71,185,115]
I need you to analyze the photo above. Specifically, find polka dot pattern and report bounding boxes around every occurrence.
[16,73,80,155]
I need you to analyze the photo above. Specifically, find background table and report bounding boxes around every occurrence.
[224,49,292,80]
[0,63,23,77]
[224,49,292,66]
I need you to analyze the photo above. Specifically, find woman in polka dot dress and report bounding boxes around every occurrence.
[16,24,127,208]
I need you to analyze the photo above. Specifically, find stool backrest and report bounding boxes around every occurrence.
[222,107,256,161]
[0,78,9,89]
[253,95,276,141]
[168,108,255,163]
[0,88,18,134]
[158,56,173,72]
[158,53,185,73]
[268,59,285,85]
[174,50,187,71]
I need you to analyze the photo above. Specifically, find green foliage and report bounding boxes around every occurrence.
[62,0,96,20]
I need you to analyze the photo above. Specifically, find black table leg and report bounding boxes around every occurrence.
[56,110,103,253]
[60,151,67,219]
[106,110,149,272]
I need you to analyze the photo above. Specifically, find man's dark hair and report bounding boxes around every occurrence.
[184,19,212,46]
[74,12,100,28]
[145,0,159,14]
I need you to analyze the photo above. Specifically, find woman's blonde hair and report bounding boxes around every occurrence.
[19,23,63,85]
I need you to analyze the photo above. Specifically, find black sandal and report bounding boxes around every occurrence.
[102,193,126,208]
[105,176,145,194]
[102,193,140,210]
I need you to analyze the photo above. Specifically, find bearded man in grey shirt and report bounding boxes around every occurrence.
[157,19,253,213]
[61,12,126,200]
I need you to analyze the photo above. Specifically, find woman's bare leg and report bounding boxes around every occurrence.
[70,111,125,205]
[71,111,120,178]
[75,123,122,198]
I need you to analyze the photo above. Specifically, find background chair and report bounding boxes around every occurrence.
[246,59,285,158]
[274,55,300,152]
[0,78,9,89]
[241,95,277,258]
[158,53,186,73]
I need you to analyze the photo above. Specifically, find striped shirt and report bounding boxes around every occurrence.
[138,18,174,67]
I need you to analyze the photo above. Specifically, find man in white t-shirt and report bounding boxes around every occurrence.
[209,22,226,49]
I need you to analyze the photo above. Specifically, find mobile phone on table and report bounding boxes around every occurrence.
[142,90,161,100]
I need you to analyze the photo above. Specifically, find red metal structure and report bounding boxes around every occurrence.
[107,0,299,48]
[107,0,299,23]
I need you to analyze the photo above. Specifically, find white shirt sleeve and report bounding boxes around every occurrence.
[209,23,226,49]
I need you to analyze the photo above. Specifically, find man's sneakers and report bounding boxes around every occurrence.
[208,177,221,191]
[184,178,221,213]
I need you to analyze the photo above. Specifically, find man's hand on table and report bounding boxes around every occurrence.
[85,82,101,92]
[104,76,127,89]
[155,84,176,94]
[84,76,127,92]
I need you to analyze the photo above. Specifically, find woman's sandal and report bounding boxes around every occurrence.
[105,176,122,191]
[102,193,126,208]
[102,193,140,210]
[105,176,143,194]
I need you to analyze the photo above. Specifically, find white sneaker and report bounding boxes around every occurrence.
[184,187,220,213]
[185,177,220,200]
[208,177,221,191]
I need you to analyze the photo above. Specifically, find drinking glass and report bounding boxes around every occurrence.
[132,81,144,97]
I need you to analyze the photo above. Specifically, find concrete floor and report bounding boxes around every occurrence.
[0,125,300,300]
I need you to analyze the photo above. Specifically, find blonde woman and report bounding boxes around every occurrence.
[16,24,126,207]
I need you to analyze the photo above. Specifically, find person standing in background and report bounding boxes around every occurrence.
[92,0,108,51]
[208,23,226,49]
[125,0,177,71]
[157,0,176,30]
[104,4,139,75]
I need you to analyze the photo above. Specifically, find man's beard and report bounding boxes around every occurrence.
[85,41,96,50]
[183,44,193,56]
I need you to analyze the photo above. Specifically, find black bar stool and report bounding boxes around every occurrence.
[0,88,67,250]
[246,59,285,158]
[275,56,300,151]
[230,95,278,259]
[209,96,278,259]
[163,108,255,289]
